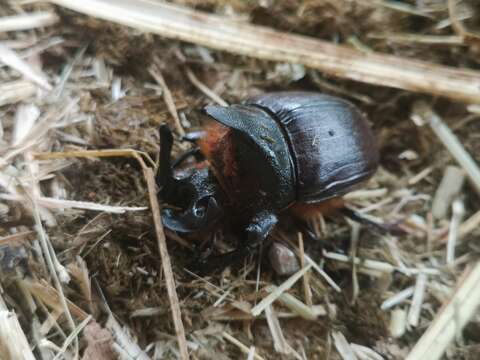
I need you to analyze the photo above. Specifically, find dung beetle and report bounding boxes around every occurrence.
[158,91,381,270]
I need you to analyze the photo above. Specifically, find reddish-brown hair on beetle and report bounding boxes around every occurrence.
[290,197,345,220]
[198,121,238,195]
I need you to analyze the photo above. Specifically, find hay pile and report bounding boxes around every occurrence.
[1,1,480,359]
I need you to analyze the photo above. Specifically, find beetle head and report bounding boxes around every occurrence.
[158,124,223,233]
[161,167,223,233]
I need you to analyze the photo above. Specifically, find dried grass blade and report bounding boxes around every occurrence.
[37,196,147,213]
[332,331,357,360]
[251,264,312,317]
[144,168,189,360]
[23,280,89,320]
[265,305,288,354]
[265,286,318,320]
[407,273,428,327]
[0,11,58,32]
[0,43,51,90]
[222,332,265,360]
[106,316,149,360]
[0,310,36,360]
[49,0,480,103]
[0,80,36,106]
[412,103,480,195]
[381,287,415,311]
[149,58,185,136]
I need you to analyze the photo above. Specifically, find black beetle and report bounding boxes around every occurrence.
[158,91,381,270]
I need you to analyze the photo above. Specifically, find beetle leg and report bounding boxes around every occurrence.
[340,207,405,236]
[158,125,204,193]
[158,125,206,188]
[189,212,278,274]
[172,147,204,168]
[295,220,336,252]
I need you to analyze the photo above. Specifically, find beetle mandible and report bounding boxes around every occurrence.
[158,91,381,270]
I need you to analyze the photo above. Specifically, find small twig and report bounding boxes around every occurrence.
[149,58,185,136]
[331,331,357,360]
[251,264,312,317]
[446,199,465,265]
[184,67,228,106]
[408,273,428,328]
[27,162,79,357]
[368,33,464,45]
[0,11,58,32]
[351,344,383,360]
[280,235,341,292]
[431,166,465,220]
[144,168,189,360]
[298,233,312,307]
[53,44,88,98]
[265,305,288,354]
[344,188,388,201]
[0,43,51,90]
[408,167,434,186]
[23,279,89,320]
[448,0,480,44]
[349,222,361,305]
[106,316,149,360]
[436,209,480,245]
[223,332,265,360]
[0,193,147,214]
[358,0,434,18]
[381,286,415,310]
[52,315,92,360]
[0,80,36,106]
[389,308,408,338]
[412,103,480,196]
[323,251,440,276]
[50,0,480,103]
[266,286,318,321]
[247,346,256,360]
[0,231,34,246]
[0,310,36,360]
[33,149,156,169]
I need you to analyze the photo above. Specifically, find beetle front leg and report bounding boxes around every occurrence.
[172,130,208,167]
[244,212,278,251]
[190,212,278,274]
[172,147,204,168]
[158,125,205,197]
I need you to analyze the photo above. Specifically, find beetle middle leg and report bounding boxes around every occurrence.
[189,212,278,274]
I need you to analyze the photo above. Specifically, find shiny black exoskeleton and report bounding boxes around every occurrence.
[158,92,380,271]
